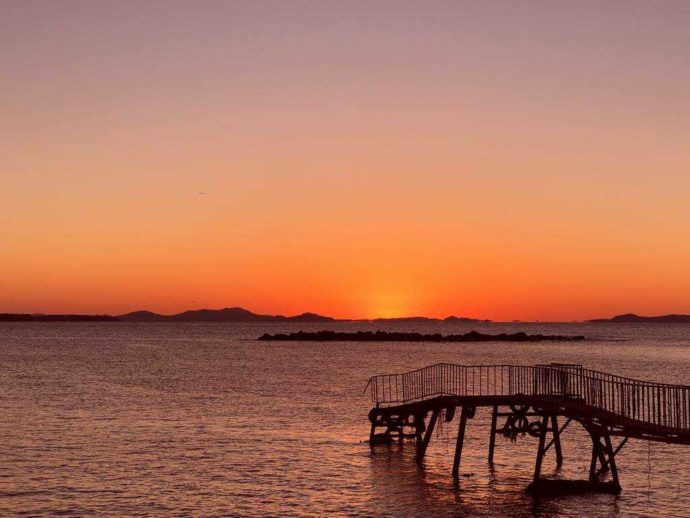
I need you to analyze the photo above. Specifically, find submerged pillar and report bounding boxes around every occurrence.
[588,432,601,482]
[532,414,549,483]
[452,406,475,478]
[488,405,498,465]
[416,408,440,463]
[602,431,621,488]
[550,415,563,466]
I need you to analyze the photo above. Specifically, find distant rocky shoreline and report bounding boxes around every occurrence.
[0,307,488,323]
[587,313,690,323]
[257,330,586,342]
[117,308,488,323]
[4,307,689,324]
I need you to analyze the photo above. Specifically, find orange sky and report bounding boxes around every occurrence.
[2,2,690,321]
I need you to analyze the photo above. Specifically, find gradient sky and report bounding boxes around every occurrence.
[2,1,690,320]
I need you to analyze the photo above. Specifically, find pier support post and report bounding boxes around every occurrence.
[588,432,602,482]
[597,436,628,475]
[550,415,563,466]
[590,434,608,475]
[587,428,621,489]
[452,406,471,478]
[594,445,607,476]
[488,405,498,465]
[603,431,620,487]
[533,414,549,483]
[414,413,426,450]
[416,408,440,464]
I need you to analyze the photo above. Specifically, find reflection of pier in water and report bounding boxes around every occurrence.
[364,363,690,493]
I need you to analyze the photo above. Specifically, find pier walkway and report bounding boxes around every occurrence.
[364,363,690,493]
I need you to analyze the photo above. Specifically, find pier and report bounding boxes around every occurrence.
[364,363,690,493]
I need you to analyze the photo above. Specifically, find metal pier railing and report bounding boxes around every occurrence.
[365,363,690,434]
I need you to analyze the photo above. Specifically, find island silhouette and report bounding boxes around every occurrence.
[587,313,690,323]
[0,308,485,323]
[2,308,690,323]
[117,307,490,323]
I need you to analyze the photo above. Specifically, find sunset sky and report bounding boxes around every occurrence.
[2,1,690,320]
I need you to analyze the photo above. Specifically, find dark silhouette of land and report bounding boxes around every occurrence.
[119,307,335,322]
[371,316,490,323]
[117,307,488,323]
[0,313,119,322]
[0,307,490,323]
[258,330,585,342]
[588,313,690,323]
[6,308,689,324]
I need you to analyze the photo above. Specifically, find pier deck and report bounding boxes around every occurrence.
[364,363,690,492]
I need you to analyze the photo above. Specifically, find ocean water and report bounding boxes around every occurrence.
[1,321,689,517]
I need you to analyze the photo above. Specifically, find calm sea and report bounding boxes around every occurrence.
[1,322,689,517]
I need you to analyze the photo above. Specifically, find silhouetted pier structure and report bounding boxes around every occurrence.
[364,363,690,493]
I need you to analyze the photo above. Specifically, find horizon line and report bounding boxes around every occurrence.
[1,306,683,323]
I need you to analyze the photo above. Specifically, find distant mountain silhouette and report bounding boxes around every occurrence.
[7,309,690,324]
[372,316,438,323]
[284,312,335,322]
[116,310,169,322]
[0,313,119,322]
[588,313,690,323]
[1,307,489,323]
[118,307,335,322]
[117,307,487,323]
[444,315,491,323]
[370,315,489,323]
[169,307,265,322]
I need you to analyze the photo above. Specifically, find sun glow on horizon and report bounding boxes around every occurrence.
[366,292,414,320]
[2,3,690,321]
